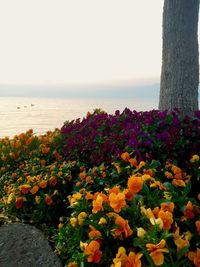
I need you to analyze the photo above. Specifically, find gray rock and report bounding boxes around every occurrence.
[0,223,62,267]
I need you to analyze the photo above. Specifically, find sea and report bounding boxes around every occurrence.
[0,96,158,138]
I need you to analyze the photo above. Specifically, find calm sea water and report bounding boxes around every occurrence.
[0,97,157,138]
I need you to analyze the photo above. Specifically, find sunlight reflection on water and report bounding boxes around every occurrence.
[0,97,157,138]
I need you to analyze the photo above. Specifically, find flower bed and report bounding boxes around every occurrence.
[55,152,200,267]
[0,109,199,266]
[61,109,200,167]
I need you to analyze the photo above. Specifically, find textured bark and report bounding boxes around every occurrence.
[159,0,199,116]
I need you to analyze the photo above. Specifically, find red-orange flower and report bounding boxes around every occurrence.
[15,197,24,209]
[127,175,143,194]
[40,159,46,166]
[129,157,138,167]
[11,172,17,179]
[88,225,102,239]
[39,180,47,189]
[84,240,102,263]
[79,171,86,180]
[30,185,39,195]
[18,184,31,194]
[195,221,200,235]
[184,201,195,219]
[188,248,200,267]
[109,192,126,213]
[124,189,135,201]
[146,239,169,266]
[49,176,57,187]
[45,195,53,205]
[41,147,50,154]
[53,150,62,161]
[113,215,133,239]
[171,165,182,175]
[26,136,34,145]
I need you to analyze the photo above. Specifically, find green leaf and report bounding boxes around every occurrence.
[182,182,191,196]
[177,245,189,260]
[149,160,161,169]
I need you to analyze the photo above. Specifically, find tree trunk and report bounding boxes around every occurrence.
[159,0,199,116]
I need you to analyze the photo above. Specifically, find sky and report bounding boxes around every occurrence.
[0,0,164,87]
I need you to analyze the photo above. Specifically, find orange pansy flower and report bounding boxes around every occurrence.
[77,212,87,225]
[79,171,86,180]
[109,186,121,195]
[53,150,62,161]
[172,179,186,187]
[174,172,183,180]
[93,192,108,202]
[164,171,173,179]
[137,161,145,169]
[92,194,104,213]
[49,176,57,187]
[146,239,169,266]
[124,189,135,201]
[15,196,24,209]
[109,192,126,213]
[85,191,94,200]
[195,221,200,235]
[11,172,17,179]
[129,157,138,167]
[88,225,102,239]
[40,159,46,166]
[86,176,93,183]
[18,184,31,194]
[111,247,143,267]
[171,165,182,175]
[188,248,200,267]
[143,168,154,177]
[150,180,166,190]
[126,251,143,267]
[127,175,143,194]
[158,210,173,230]
[41,147,50,154]
[174,237,189,252]
[121,152,130,161]
[111,247,128,267]
[30,185,39,195]
[39,180,47,189]
[113,215,133,239]
[84,240,102,263]
[160,202,175,213]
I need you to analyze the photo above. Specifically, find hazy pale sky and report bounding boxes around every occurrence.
[0,0,164,85]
